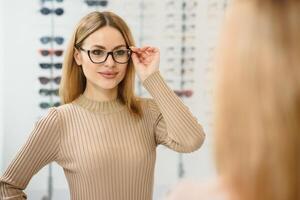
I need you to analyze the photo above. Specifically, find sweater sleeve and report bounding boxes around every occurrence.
[0,107,61,199]
[142,71,205,153]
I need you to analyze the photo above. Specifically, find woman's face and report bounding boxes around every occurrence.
[74,26,129,91]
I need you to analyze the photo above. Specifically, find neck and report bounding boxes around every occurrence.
[83,83,118,102]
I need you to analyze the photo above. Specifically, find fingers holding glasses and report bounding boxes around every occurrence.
[130,46,159,62]
[130,46,157,54]
[130,46,160,82]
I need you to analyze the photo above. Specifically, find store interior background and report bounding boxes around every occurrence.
[0,0,227,199]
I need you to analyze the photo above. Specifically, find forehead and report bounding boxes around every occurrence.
[83,26,126,49]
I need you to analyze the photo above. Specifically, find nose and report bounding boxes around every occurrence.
[104,53,115,68]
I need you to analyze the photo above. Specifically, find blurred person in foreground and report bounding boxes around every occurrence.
[166,0,300,200]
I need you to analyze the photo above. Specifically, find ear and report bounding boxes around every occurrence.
[74,48,82,66]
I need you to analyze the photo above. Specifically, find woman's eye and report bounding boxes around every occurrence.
[91,49,105,56]
[114,50,126,56]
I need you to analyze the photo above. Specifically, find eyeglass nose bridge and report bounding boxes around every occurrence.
[102,51,117,63]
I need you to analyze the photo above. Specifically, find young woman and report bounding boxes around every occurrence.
[166,0,300,200]
[0,11,205,200]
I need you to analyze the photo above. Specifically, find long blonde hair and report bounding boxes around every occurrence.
[59,11,142,117]
[214,1,300,200]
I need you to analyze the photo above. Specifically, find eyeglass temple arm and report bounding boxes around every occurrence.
[75,44,87,52]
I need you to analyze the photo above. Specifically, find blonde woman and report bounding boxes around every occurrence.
[167,0,300,200]
[0,11,205,200]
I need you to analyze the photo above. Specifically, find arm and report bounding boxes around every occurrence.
[130,46,205,152]
[0,108,61,199]
[143,71,205,153]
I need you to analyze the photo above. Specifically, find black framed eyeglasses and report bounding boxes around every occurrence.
[40,36,64,45]
[39,88,59,96]
[38,76,61,85]
[174,89,193,98]
[40,102,61,109]
[40,7,64,16]
[39,49,63,57]
[77,46,132,64]
[39,63,62,69]
[84,0,108,7]
[40,0,63,3]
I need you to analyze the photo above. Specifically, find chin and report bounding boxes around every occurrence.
[100,85,118,90]
[96,80,120,90]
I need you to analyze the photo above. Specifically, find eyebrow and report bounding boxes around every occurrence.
[90,44,127,50]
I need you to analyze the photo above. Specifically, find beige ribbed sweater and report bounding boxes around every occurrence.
[0,71,205,200]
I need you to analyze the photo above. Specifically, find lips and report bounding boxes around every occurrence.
[98,71,118,79]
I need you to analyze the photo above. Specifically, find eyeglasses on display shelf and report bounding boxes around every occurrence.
[178,78,194,84]
[174,89,193,98]
[39,88,59,96]
[178,68,195,77]
[182,0,198,9]
[40,7,64,15]
[182,12,197,21]
[166,57,181,65]
[39,49,64,56]
[182,57,195,67]
[165,0,181,10]
[181,46,196,55]
[165,66,194,77]
[181,35,196,43]
[38,76,61,85]
[160,35,194,44]
[165,47,181,57]
[166,12,196,21]
[40,36,64,45]
[39,63,62,69]
[40,0,64,3]
[39,102,61,109]
[84,0,108,7]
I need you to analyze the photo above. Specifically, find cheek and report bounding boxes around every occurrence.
[118,65,128,80]
[81,63,97,79]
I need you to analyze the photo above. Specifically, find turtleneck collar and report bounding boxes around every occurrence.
[73,94,125,113]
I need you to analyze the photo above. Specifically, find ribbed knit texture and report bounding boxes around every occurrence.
[0,71,205,200]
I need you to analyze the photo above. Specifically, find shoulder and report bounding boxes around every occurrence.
[37,107,59,124]
[54,102,79,116]
[165,178,230,200]
[44,103,78,126]
[32,107,61,134]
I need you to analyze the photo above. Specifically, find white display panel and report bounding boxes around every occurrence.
[0,0,4,173]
